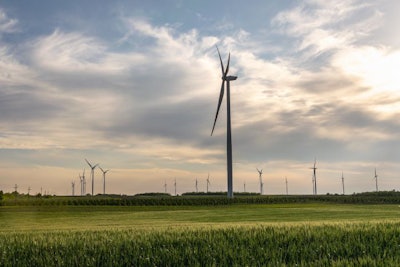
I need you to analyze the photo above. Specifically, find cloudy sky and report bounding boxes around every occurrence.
[1,0,399,195]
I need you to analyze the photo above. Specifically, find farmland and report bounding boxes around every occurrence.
[1,201,400,266]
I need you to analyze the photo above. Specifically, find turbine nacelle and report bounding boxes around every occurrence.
[224,75,237,81]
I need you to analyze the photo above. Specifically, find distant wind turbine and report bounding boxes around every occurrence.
[243,181,246,193]
[27,186,31,196]
[373,168,379,192]
[85,159,98,196]
[341,171,345,195]
[71,181,75,196]
[99,166,109,195]
[82,169,86,195]
[164,180,167,194]
[211,46,238,199]
[310,158,317,195]
[257,168,263,195]
[206,174,211,193]
[195,178,198,193]
[285,177,288,195]
[174,179,177,196]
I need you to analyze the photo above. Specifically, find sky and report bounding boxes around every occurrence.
[1,0,400,196]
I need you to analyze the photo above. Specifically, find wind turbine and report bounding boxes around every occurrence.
[211,46,238,199]
[341,171,345,195]
[174,179,177,196]
[257,168,263,195]
[206,174,211,193]
[310,158,317,195]
[285,177,288,195]
[164,180,167,194]
[195,178,198,193]
[71,181,75,196]
[82,169,86,195]
[373,168,378,192]
[243,181,246,193]
[85,159,98,196]
[99,166,109,195]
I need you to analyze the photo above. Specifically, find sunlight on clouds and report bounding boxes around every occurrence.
[333,46,400,114]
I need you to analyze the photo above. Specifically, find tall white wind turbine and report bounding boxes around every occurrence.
[211,46,238,199]
[85,159,98,196]
[99,167,109,195]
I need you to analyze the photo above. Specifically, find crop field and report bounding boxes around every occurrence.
[1,203,400,266]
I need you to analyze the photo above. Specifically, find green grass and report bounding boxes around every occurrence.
[1,203,400,266]
[1,203,400,232]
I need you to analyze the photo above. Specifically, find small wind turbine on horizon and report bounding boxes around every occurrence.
[373,168,379,192]
[285,177,288,195]
[71,181,75,196]
[195,178,198,193]
[341,171,345,195]
[310,158,317,195]
[243,181,246,193]
[164,180,167,194]
[211,46,238,199]
[257,168,264,195]
[206,174,211,193]
[174,179,177,196]
[78,169,85,196]
[85,159,98,196]
[99,166,109,195]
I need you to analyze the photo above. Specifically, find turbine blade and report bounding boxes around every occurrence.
[85,158,92,168]
[211,80,225,136]
[216,46,225,76]
[225,53,230,77]
[99,167,104,172]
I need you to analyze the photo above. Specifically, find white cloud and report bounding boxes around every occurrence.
[0,8,18,33]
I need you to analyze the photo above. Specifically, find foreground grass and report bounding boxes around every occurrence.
[1,204,400,266]
[1,223,400,266]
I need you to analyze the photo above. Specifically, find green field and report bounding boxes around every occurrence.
[1,203,400,266]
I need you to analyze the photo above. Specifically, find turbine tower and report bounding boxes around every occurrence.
[373,168,378,192]
[211,46,238,199]
[79,169,86,196]
[195,178,198,193]
[174,179,177,196]
[71,181,75,196]
[206,174,211,193]
[257,168,263,195]
[243,181,246,193]
[99,166,109,195]
[164,180,167,194]
[341,171,345,195]
[310,158,317,195]
[285,177,288,195]
[85,159,98,196]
